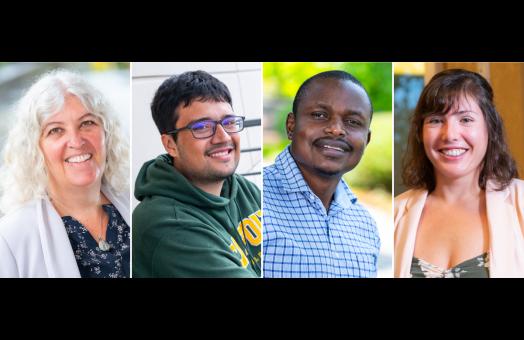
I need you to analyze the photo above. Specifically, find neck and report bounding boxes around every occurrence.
[432,171,482,203]
[48,182,104,215]
[192,180,225,197]
[297,165,341,211]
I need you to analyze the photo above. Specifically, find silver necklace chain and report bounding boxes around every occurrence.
[50,194,111,252]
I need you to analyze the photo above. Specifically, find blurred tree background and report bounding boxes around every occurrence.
[263,62,392,196]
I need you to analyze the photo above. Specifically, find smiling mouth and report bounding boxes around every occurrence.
[322,145,345,152]
[439,148,468,157]
[314,139,351,154]
[207,147,234,158]
[65,153,93,163]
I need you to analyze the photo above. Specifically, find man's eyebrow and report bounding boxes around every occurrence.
[187,114,235,125]
[314,102,366,116]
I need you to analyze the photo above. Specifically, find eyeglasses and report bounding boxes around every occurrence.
[167,115,245,139]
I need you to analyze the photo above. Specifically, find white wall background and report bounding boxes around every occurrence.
[132,62,262,208]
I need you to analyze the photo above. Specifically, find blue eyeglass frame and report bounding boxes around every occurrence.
[166,115,246,139]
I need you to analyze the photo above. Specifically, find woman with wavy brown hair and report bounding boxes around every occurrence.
[395,69,524,278]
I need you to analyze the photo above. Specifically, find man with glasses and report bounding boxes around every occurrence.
[133,70,261,278]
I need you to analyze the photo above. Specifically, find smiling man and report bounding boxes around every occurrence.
[263,70,381,278]
[132,70,261,278]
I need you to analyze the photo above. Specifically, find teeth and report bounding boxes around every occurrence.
[210,151,229,157]
[442,149,466,157]
[323,145,344,152]
[66,154,92,163]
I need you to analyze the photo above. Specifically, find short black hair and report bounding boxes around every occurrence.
[292,70,373,119]
[151,70,232,134]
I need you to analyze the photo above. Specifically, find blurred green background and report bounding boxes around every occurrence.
[263,62,393,276]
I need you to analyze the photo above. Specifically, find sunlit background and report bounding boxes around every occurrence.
[263,62,393,277]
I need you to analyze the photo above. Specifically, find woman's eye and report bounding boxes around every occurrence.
[461,116,474,123]
[426,117,442,124]
[81,120,96,127]
[48,127,63,136]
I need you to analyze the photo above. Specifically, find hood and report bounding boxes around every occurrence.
[134,154,238,209]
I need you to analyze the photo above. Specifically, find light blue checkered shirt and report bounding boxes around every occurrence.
[263,146,380,278]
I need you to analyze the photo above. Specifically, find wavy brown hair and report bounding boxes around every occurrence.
[402,68,518,192]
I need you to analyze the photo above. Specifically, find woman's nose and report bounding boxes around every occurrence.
[441,120,459,141]
[67,130,86,148]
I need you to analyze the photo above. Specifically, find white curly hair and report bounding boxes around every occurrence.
[0,69,129,214]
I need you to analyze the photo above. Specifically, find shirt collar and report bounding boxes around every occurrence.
[275,146,357,208]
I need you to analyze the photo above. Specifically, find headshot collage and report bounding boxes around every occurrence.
[0,61,522,278]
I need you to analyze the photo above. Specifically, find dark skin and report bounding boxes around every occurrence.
[286,78,372,210]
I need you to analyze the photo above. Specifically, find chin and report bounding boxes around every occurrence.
[66,176,99,188]
[313,166,345,177]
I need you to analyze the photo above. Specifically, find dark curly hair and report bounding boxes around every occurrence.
[402,68,518,192]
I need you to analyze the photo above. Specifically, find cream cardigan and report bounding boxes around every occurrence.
[394,179,524,278]
[0,186,129,278]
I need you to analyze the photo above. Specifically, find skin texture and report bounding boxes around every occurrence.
[286,77,371,209]
[161,100,240,196]
[414,95,490,270]
[40,95,106,194]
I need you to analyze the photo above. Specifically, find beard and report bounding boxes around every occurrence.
[175,153,239,185]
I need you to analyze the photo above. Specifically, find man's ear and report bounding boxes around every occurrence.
[161,134,179,158]
[286,112,296,140]
[367,130,371,146]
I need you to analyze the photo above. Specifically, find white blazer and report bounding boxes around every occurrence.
[0,186,130,278]
[394,179,524,278]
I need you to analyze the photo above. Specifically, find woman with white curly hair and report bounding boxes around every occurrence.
[0,69,130,278]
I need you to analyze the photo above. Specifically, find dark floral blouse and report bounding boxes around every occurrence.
[62,204,130,278]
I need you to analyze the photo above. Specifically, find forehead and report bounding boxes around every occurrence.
[177,100,234,125]
[298,78,371,116]
[429,94,482,117]
[41,95,89,124]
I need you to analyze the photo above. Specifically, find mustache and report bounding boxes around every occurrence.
[206,142,236,154]
[313,137,353,152]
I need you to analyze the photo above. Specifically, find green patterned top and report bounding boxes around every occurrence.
[410,253,489,278]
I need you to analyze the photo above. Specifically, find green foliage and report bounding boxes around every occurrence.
[344,112,392,192]
[264,62,392,112]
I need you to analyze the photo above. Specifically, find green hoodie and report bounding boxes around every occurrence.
[133,154,261,278]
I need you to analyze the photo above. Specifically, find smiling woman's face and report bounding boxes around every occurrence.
[287,77,372,179]
[39,95,106,193]
[422,95,488,182]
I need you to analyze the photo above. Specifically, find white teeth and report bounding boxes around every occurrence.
[210,151,229,158]
[442,149,466,157]
[66,154,92,163]
[323,145,344,152]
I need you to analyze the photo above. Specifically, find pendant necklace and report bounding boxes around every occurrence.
[97,208,111,252]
